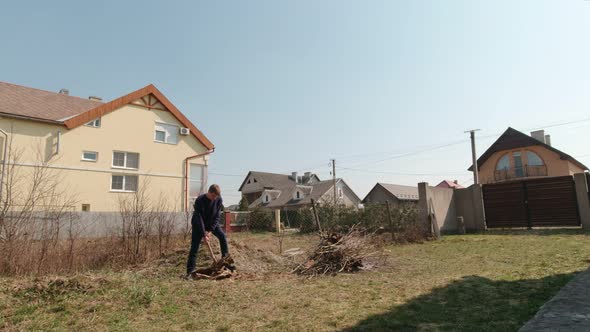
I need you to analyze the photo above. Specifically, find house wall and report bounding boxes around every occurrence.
[478,145,585,184]
[0,101,209,212]
[363,186,399,205]
[319,181,360,207]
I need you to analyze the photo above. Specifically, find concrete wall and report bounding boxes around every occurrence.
[454,185,486,232]
[418,182,486,234]
[418,184,456,233]
[574,173,590,230]
[0,100,209,212]
[478,145,585,184]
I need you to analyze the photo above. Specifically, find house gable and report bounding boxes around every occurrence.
[470,127,587,171]
[63,84,214,150]
[362,184,397,204]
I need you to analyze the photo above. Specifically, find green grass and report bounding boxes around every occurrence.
[1,230,590,331]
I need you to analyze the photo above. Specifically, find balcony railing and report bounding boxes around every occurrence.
[494,165,548,182]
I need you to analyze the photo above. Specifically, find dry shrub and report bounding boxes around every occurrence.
[293,228,384,277]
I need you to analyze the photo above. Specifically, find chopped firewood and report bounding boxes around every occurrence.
[190,255,236,280]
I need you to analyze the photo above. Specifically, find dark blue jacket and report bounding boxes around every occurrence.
[191,194,223,234]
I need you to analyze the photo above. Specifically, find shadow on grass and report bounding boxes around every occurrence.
[343,273,578,332]
[484,228,588,236]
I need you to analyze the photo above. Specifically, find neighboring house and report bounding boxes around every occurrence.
[238,171,361,209]
[470,127,587,184]
[0,81,214,212]
[362,183,419,206]
[436,180,464,189]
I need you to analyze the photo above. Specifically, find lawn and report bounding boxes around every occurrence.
[1,230,590,331]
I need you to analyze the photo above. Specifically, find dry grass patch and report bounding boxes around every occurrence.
[1,230,590,331]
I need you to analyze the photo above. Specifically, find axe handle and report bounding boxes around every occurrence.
[206,240,217,263]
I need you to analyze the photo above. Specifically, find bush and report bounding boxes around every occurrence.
[248,208,274,232]
[310,202,427,243]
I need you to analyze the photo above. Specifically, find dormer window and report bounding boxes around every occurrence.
[85,118,101,128]
[293,190,304,200]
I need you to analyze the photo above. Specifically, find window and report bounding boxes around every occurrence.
[526,151,544,166]
[338,188,344,198]
[82,151,98,162]
[154,122,178,144]
[513,151,524,177]
[112,151,139,169]
[85,118,101,128]
[296,191,300,199]
[264,195,270,203]
[81,204,90,212]
[111,175,138,192]
[155,130,166,142]
[496,154,510,170]
[189,164,206,200]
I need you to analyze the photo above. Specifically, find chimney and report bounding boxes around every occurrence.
[530,130,546,143]
[88,96,103,101]
[545,135,551,146]
[303,172,312,184]
[58,88,69,95]
[453,180,458,184]
[291,172,298,183]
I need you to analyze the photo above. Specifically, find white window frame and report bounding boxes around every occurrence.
[154,121,179,145]
[112,151,140,170]
[81,151,98,162]
[189,164,206,201]
[85,118,101,128]
[110,174,139,193]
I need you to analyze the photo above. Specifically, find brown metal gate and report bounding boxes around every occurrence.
[482,176,580,228]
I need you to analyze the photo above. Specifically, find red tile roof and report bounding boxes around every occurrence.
[436,180,464,189]
[0,81,102,122]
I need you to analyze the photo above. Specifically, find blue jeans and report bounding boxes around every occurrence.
[186,225,229,274]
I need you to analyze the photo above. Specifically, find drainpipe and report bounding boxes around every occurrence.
[184,148,214,212]
[0,128,7,209]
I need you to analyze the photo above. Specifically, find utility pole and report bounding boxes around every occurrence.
[465,129,481,185]
[331,159,337,206]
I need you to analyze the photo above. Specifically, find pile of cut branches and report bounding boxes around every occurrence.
[190,255,236,280]
[293,228,382,277]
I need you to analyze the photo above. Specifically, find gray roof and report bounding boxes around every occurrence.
[239,171,300,192]
[250,179,341,209]
[365,183,419,201]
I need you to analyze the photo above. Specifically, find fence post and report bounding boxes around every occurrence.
[274,209,281,232]
[311,199,322,234]
[386,201,394,241]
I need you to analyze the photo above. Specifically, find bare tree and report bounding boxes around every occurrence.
[0,135,79,274]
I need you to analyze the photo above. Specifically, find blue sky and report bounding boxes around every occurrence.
[1,0,589,204]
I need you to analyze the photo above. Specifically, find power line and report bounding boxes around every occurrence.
[338,166,468,176]
[342,139,469,169]
[208,172,243,177]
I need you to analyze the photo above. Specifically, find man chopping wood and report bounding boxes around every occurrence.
[186,184,229,278]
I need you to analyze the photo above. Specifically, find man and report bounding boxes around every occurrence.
[186,184,229,278]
